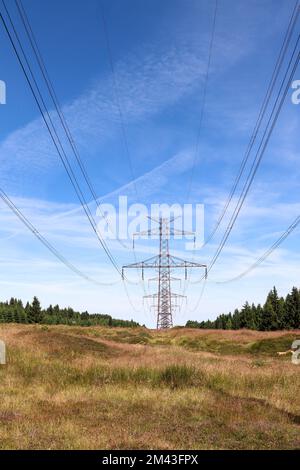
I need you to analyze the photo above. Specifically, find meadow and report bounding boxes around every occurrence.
[0,324,299,450]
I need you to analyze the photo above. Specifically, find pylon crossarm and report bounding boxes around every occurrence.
[122,255,158,270]
[123,257,206,271]
[141,256,162,268]
[168,254,207,268]
[169,228,195,237]
[148,275,181,281]
[144,292,185,300]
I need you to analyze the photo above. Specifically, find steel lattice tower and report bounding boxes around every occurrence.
[122,217,207,329]
[156,218,173,328]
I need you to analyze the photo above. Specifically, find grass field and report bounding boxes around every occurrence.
[0,324,299,450]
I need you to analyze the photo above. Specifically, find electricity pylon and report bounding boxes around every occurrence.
[122,217,207,329]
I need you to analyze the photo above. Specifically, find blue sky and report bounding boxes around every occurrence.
[0,0,299,327]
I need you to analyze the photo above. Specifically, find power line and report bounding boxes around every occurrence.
[185,29,300,313]
[178,1,299,317]
[180,0,218,314]
[101,2,149,290]
[12,0,147,314]
[2,0,152,316]
[186,277,207,314]
[186,0,218,203]
[14,0,128,251]
[206,39,300,276]
[0,188,120,286]
[99,1,138,200]
[1,0,148,316]
[204,0,300,245]
[204,0,300,246]
[215,214,300,284]
[99,2,157,314]
[0,3,123,277]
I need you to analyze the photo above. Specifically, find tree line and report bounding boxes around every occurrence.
[0,296,140,327]
[186,286,300,331]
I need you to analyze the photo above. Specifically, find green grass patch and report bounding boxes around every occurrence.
[176,336,245,354]
[247,336,297,355]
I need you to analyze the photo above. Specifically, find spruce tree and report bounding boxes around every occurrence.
[239,302,253,328]
[286,287,300,328]
[232,309,241,329]
[261,299,277,331]
[28,297,43,324]
[255,304,263,330]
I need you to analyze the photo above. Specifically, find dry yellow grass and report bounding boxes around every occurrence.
[0,324,299,449]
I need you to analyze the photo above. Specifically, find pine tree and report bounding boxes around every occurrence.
[255,303,263,330]
[47,305,54,316]
[278,297,285,329]
[286,287,300,329]
[28,297,43,324]
[232,309,241,329]
[239,302,253,328]
[293,287,300,328]
[5,308,13,323]
[261,287,281,330]
[226,313,233,330]
[25,302,30,319]
[261,299,277,331]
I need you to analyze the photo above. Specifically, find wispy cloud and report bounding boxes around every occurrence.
[0,21,256,191]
